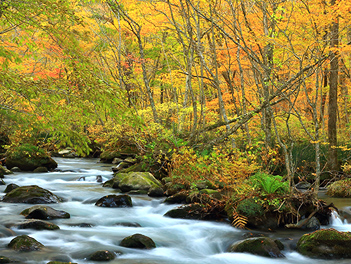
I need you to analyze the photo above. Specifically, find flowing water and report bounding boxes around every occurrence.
[0,158,351,264]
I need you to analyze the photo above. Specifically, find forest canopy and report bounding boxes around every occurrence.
[1,0,351,192]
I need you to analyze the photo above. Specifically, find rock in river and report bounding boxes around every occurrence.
[120,233,156,249]
[8,235,44,251]
[297,228,351,259]
[21,205,70,220]
[228,237,285,258]
[1,185,63,204]
[95,194,133,207]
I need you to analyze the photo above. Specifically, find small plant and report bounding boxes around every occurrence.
[249,172,289,195]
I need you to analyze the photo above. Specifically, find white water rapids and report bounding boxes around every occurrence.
[0,158,351,264]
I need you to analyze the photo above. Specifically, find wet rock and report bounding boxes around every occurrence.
[16,219,60,230]
[164,204,205,220]
[33,166,48,173]
[0,165,13,177]
[10,167,21,172]
[0,225,16,238]
[95,194,133,207]
[2,185,63,204]
[117,172,162,192]
[120,233,156,249]
[89,250,116,261]
[0,256,11,263]
[8,235,44,251]
[297,228,351,258]
[115,222,141,227]
[96,175,103,183]
[0,179,5,185]
[148,187,164,197]
[295,181,312,190]
[4,183,19,193]
[163,191,190,204]
[21,205,70,220]
[228,237,285,258]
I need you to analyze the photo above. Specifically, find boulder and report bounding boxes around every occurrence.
[326,179,351,197]
[2,185,63,204]
[163,191,190,204]
[21,205,70,220]
[228,237,285,258]
[89,250,116,261]
[120,233,156,249]
[116,172,162,192]
[16,219,60,230]
[95,194,133,207]
[33,166,49,173]
[0,256,11,263]
[8,235,44,251]
[0,225,16,238]
[0,165,12,177]
[148,187,164,197]
[164,204,206,220]
[0,179,4,185]
[4,183,19,193]
[6,144,57,171]
[297,228,351,259]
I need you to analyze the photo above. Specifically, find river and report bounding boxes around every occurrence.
[0,158,351,264]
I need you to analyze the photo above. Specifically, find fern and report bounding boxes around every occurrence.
[249,172,289,194]
[232,211,248,229]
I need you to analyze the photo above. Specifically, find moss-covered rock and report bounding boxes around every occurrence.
[89,250,116,261]
[100,148,137,163]
[21,205,70,220]
[4,183,19,193]
[326,179,351,197]
[95,194,133,207]
[120,233,156,249]
[228,237,285,258]
[6,143,57,171]
[0,165,12,178]
[8,235,44,251]
[16,219,60,230]
[0,256,11,263]
[115,172,162,192]
[297,228,351,259]
[164,204,205,220]
[2,185,63,204]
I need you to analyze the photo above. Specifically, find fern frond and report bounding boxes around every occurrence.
[232,211,248,229]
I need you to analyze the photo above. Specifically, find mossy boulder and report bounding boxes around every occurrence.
[6,143,57,171]
[16,219,60,230]
[95,194,133,207]
[297,228,351,259]
[0,256,11,263]
[8,235,44,251]
[228,237,285,258]
[21,205,70,220]
[120,233,156,249]
[164,203,222,220]
[2,185,63,204]
[100,148,137,163]
[89,250,116,261]
[113,172,162,192]
[4,183,19,193]
[0,165,12,178]
[326,179,351,197]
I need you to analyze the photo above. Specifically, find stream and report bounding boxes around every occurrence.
[1,158,351,264]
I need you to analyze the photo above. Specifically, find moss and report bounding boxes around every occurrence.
[8,235,44,251]
[326,179,351,197]
[297,228,351,258]
[236,198,264,217]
